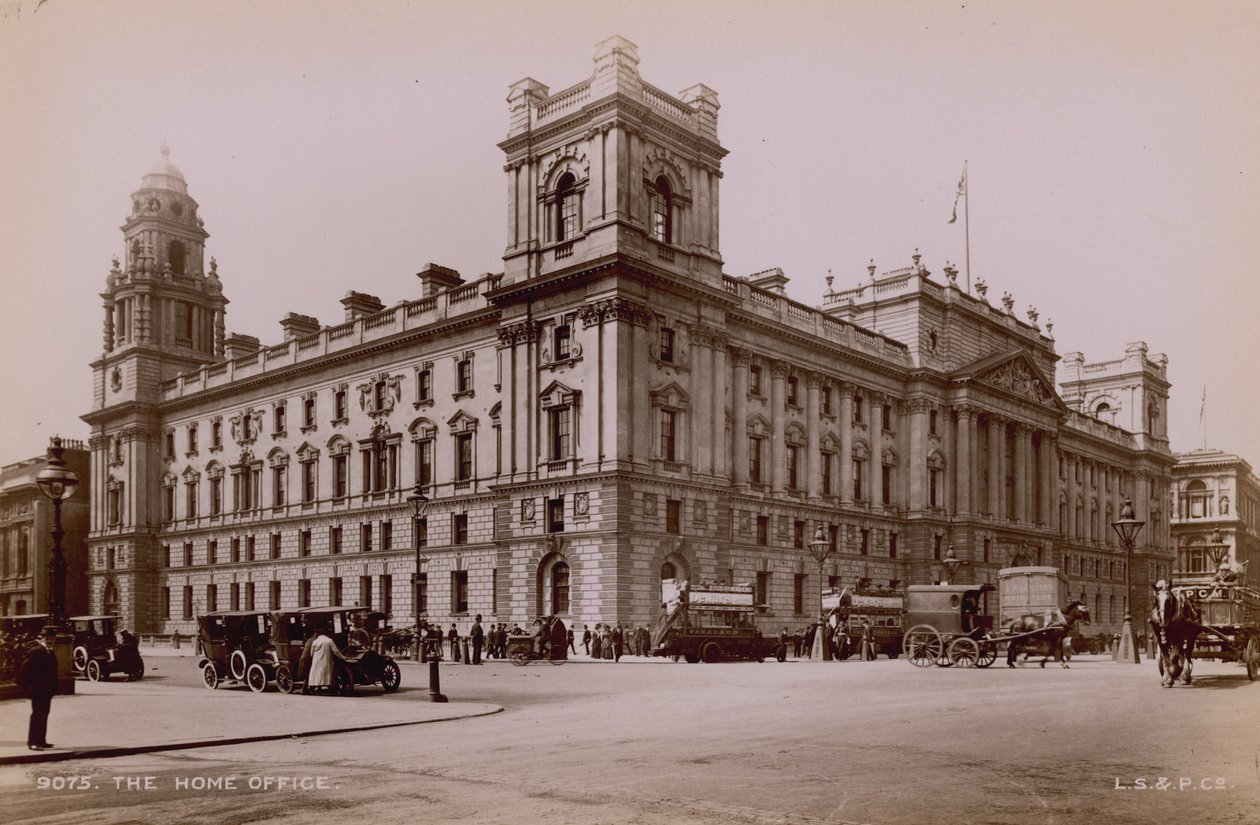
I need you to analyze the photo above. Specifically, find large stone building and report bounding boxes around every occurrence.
[0,441,90,618]
[82,37,1174,637]
[1171,448,1260,585]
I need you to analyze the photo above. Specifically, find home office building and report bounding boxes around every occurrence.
[83,37,1174,636]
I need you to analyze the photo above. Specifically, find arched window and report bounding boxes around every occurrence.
[551,562,570,614]
[650,175,672,243]
[103,579,120,616]
[661,561,676,580]
[168,240,187,276]
[556,173,577,242]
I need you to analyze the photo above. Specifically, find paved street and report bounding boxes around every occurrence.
[2,653,1257,825]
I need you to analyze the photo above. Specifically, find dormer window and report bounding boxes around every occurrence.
[556,172,578,242]
[650,175,672,243]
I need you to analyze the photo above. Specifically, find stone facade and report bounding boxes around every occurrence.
[83,37,1174,637]
[1171,449,1260,586]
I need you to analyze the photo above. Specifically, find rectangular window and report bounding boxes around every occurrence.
[749,437,764,483]
[455,433,473,481]
[756,515,769,546]
[246,535,256,561]
[415,516,428,549]
[301,461,316,503]
[457,358,472,393]
[207,539,217,565]
[184,542,193,567]
[749,364,763,395]
[860,529,870,556]
[666,499,681,535]
[983,538,990,562]
[274,403,286,434]
[554,324,571,361]
[416,439,433,486]
[328,577,342,605]
[933,534,943,561]
[659,326,675,363]
[245,582,255,611]
[786,375,799,406]
[207,583,218,613]
[453,513,469,545]
[794,574,806,615]
[162,544,171,568]
[270,533,281,560]
[163,486,175,522]
[755,571,770,606]
[547,498,565,533]
[299,579,311,608]
[330,526,343,555]
[334,388,348,420]
[182,585,192,619]
[787,445,800,489]
[230,582,240,611]
[333,455,348,498]
[828,524,839,554]
[212,420,222,448]
[382,574,392,614]
[186,480,199,519]
[272,466,286,506]
[188,423,198,453]
[929,469,941,508]
[300,529,312,557]
[165,430,176,457]
[452,570,469,614]
[882,464,892,506]
[360,576,373,610]
[853,460,864,501]
[210,477,222,515]
[821,452,833,495]
[381,520,392,551]
[793,519,805,549]
[417,368,432,402]
[230,537,240,563]
[929,409,939,436]
[361,523,373,552]
[550,408,571,461]
[303,396,316,428]
[853,395,864,424]
[660,410,677,462]
[889,532,898,559]
[882,403,892,431]
[415,573,428,615]
[820,386,832,416]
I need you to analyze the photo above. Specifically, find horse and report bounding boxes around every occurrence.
[1006,600,1091,668]
[1149,583,1200,687]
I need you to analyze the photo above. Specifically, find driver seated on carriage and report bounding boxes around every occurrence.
[530,617,552,658]
[959,593,980,633]
[1213,561,1239,585]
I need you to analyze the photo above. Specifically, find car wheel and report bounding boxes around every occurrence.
[246,663,268,693]
[701,642,722,663]
[336,665,355,696]
[380,659,401,692]
[86,659,104,682]
[275,665,295,694]
[775,645,787,663]
[230,650,249,681]
[202,662,219,690]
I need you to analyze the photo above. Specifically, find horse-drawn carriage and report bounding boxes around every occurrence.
[507,616,568,665]
[1155,581,1260,686]
[902,567,1092,669]
[68,615,145,681]
[270,606,401,695]
[196,611,274,691]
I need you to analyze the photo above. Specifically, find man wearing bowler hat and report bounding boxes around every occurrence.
[18,628,60,750]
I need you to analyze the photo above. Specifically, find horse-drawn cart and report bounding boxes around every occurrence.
[1171,582,1260,681]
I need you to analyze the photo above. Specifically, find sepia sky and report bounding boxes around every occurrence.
[2,0,1258,468]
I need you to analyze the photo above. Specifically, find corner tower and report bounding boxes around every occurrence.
[499,36,726,287]
[83,148,228,631]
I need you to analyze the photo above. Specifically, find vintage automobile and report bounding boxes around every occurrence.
[196,610,274,691]
[68,615,145,681]
[270,606,401,695]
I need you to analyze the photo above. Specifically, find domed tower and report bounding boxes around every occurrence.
[83,148,228,631]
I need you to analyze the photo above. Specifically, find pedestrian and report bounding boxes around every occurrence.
[448,623,460,662]
[471,614,484,664]
[609,625,621,661]
[591,624,603,659]
[567,626,576,655]
[18,628,59,750]
[306,624,348,695]
[582,624,592,655]
[861,619,875,661]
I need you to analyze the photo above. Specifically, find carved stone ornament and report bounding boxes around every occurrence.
[521,498,536,523]
[739,510,751,535]
[644,493,657,517]
[110,368,122,393]
[575,492,590,516]
[578,298,651,328]
[980,360,1056,405]
[693,499,707,525]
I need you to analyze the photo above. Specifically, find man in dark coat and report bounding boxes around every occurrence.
[612,624,624,662]
[471,615,484,664]
[18,629,59,750]
[582,625,592,655]
[447,623,460,661]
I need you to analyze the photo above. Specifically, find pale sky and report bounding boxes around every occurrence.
[2,0,1258,468]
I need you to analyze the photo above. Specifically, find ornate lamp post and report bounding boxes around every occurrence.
[1111,497,1144,664]
[36,436,79,693]
[941,545,962,584]
[807,524,834,661]
[408,483,446,702]
[1205,527,1230,574]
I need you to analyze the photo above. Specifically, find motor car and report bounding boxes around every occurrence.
[270,606,400,695]
[68,615,144,681]
[196,610,274,691]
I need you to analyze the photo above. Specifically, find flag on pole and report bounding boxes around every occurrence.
[1200,385,1206,427]
[949,166,966,224]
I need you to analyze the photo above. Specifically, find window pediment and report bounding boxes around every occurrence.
[409,417,437,440]
[448,410,479,433]
[540,380,580,410]
[650,381,690,410]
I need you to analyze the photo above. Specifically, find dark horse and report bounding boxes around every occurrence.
[1149,583,1200,687]
[1006,601,1091,668]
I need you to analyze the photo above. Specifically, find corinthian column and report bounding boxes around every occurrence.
[769,360,787,494]
[839,384,854,506]
[806,373,822,501]
[729,347,750,488]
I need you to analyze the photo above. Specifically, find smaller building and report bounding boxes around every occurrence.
[1171,448,1260,586]
[0,440,91,617]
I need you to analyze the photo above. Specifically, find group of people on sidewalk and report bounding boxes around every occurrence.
[784,619,879,660]
[580,623,652,661]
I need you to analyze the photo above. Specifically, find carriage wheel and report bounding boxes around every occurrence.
[275,664,296,694]
[949,637,980,668]
[230,650,249,681]
[245,663,268,693]
[202,661,220,690]
[974,638,998,669]
[380,660,402,691]
[510,651,530,667]
[335,664,355,696]
[1246,636,1259,682]
[73,646,89,672]
[776,645,787,663]
[701,642,722,663]
[903,626,942,668]
[86,659,104,682]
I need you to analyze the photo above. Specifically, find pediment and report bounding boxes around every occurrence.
[539,380,579,409]
[649,381,690,408]
[952,350,1068,413]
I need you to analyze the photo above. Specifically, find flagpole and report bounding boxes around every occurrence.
[964,160,971,294]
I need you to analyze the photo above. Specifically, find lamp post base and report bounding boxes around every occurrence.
[810,625,832,661]
[1113,616,1141,664]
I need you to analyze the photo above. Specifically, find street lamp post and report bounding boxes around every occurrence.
[807,524,834,661]
[408,483,447,702]
[36,436,79,694]
[1111,497,1144,664]
[1205,527,1230,576]
[941,545,962,585]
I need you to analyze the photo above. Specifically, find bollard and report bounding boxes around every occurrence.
[461,638,471,664]
[426,641,448,702]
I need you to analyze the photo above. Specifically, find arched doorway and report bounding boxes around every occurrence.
[103,578,120,616]
[536,552,571,618]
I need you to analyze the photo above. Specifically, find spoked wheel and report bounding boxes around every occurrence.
[230,650,249,681]
[202,662,220,689]
[73,646,89,672]
[380,660,402,691]
[903,626,943,668]
[275,664,296,694]
[949,637,980,668]
[246,663,268,693]
[335,665,355,697]
[86,660,105,681]
[510,651,530,667]
[975,638,998,669]
[701,642,722,663]
[1246,636,1259,682]
[776,645,787,663]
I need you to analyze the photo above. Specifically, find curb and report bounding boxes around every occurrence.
[0,705,503,767]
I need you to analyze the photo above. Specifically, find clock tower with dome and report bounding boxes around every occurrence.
[82,147,229,630]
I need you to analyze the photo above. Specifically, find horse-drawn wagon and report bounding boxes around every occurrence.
[1160,581,1260,684]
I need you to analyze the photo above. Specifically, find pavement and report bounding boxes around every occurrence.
[0,645,502,766]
